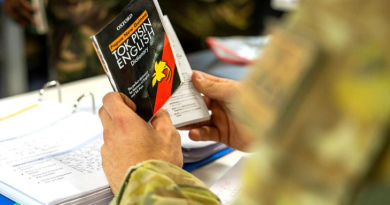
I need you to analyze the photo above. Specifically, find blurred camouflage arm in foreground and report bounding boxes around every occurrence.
[109,160,221,205]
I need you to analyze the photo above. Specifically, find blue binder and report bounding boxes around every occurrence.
[0,194,18,205]
[183,147,234,172]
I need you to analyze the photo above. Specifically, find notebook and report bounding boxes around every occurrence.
[0,102,112,205]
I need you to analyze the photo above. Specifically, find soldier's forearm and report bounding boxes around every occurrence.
[109,160,222,205]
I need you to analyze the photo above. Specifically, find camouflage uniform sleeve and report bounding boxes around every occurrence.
[109,160,221,205]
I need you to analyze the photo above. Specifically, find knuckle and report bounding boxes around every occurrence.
[102,94,110,105]
[100,144,106,155]
[102,92,117,105]
[102,129,112,143]
[158,109,170,117]
[165,127,177,137]
[207,81,218,92]
[98,106,105,116]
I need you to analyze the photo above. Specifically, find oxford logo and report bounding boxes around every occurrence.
[152,61,172,87]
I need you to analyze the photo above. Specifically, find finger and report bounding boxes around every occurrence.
[177,120,212,130]
[98,106,112,128]
[151,109,175,134]
[119,93,137,111]
[189,126,221,142]
[192,71,230,83]
[102,92,137,119]
[210,101,230,141]
[203,96,212,109]
[99,107,114,145]
[192,71,238,101]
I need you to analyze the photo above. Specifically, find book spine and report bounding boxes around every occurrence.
[91,36,119,92]
[152,0,183,83]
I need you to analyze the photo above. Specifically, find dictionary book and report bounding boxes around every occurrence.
[91,0,183,122]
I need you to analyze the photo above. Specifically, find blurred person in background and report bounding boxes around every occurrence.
[98,0,390,204]
[4,0,282,83]
[4,0,128,83]
[160,0,283,52]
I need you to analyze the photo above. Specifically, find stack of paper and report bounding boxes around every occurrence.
[0,103,113,205]
[180,131,228,163]
[0,102,232,204]
[179,131,234,171]
[210,158,243,205]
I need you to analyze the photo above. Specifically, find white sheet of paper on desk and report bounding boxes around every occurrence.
[162,16,211,128]
[210,158,244,205]
[0,110,112,205]
[0,102,71,140]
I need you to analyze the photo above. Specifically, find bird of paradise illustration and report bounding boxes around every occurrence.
[152,61,172,87]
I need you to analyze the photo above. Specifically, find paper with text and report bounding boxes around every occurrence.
[162,16,210,127]
[0,110,109,205]
[210,158,243,205]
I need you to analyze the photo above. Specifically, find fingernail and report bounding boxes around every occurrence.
[159,109,169,115]
[196,73,204,81]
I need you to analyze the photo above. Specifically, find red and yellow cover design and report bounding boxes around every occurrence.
[91,0,182,122]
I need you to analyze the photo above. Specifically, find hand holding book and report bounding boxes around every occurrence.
[99,93,183,194]
[179,71,254,152]
[91,0,210,127]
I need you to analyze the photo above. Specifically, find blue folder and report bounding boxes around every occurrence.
[183,147,234,172]
[0,194,18,205]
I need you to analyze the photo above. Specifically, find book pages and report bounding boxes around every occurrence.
[162,16,210,127]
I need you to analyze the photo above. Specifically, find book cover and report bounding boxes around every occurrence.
[91,0,182,122]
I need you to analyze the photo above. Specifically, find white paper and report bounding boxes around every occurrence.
[0,102,72,141]
[210,158,243,205]
[162,16,210,128]
[0,111,110,205]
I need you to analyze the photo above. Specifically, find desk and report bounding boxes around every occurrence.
[0,50,248,188]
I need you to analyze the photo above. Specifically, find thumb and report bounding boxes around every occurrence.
[192,71,235,101]
[151,109,175,133]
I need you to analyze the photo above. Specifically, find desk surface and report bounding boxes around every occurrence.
[0,50,248,187]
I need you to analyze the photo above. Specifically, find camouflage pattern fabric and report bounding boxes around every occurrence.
[109,160,221,205]
[46,0,128,83]
[234,0,390,204]
[111,0,390,205]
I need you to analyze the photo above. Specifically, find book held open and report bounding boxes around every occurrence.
[91,0,210,126]
[0,0,215,204]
